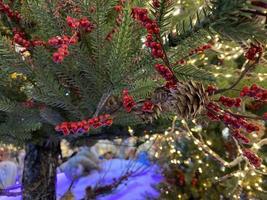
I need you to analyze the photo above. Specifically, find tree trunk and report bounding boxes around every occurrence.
[22,141,60,200]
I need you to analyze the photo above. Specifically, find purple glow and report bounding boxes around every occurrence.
[0,159,163,200]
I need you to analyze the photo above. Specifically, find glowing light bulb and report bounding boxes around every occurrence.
[128,127,134,134]
[172,6,181,16]
[207,141,212,146]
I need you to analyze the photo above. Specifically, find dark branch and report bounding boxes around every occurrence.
[214,60,259,95]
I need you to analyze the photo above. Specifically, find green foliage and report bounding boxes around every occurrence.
[167,28,213,61]
[171,6,212,46]
[0,36,32,76]
[0,0,265,146]
[0,96,17,112]
[210,0,267,43]
[151,0,175,35]
[23,0,62,38]
[171,0,267,48]
[130,78,161,99]
[113,111,143,126]
[172,64,215,82]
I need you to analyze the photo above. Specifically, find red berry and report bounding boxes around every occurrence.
[122,89,136,112]
[152,0,160,8]
[142,101,154,112]
[243,149,262,168]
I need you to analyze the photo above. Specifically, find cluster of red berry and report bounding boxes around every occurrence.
[174,43,212,66]
[131,6,178,89]
[142,101,154,112]
[189,44,212,56]
[231,129,250,144]
[0,0,21,22]
[13,30,46,50]
[246,100,266,111]
[251,0,267,8]
[245,43,263,61]
[22,99,45,109]
[131,8,160,34]
[131,7,163,58]
[105,1,126,41]
[175,59,187,65]
[263,112,267,120]
[31,39,46,47]
[114,5,123,12]
[223,114,259,133]
[206,102,259,133]
[145,36,164,58]
[242,149,262,168]
[48,16,94,63]
[222,113,244,129]
[52,44,70,63]
[48,35,77,47]
[48,35,78,63]
[219,96,241,107]
[66,16,95,32]
[206,85,218,95]
[152,0,160,8]
[55,114,113,135]
[165,79,177,89]
[191,177,198,187]
[106,29,117,41]
[154,64,175,82]
[88,114,113,128]
[205,102,221,121]
[240,84,267,101]
[13,32,31,49]
[122,89,136,112]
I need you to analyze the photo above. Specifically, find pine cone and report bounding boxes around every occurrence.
[103,96,122,113]
[150,81,208,120]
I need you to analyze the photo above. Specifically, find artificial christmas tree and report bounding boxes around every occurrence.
[0,0,266,199]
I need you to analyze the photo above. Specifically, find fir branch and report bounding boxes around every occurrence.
[152,0,175,34]
[0,96,17,112]
[170,5,213,46]
[0,36,32,76]
[172,64,215,82]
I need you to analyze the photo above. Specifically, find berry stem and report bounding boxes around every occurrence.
[227,111,263,121]
[214,59,259,95]
[155,33,178,82]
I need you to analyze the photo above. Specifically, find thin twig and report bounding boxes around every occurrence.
[93,90,112,117]
[214,60,258,94]
[241,9,267,17]
[155,34,178,82]
[182,121,244,168]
